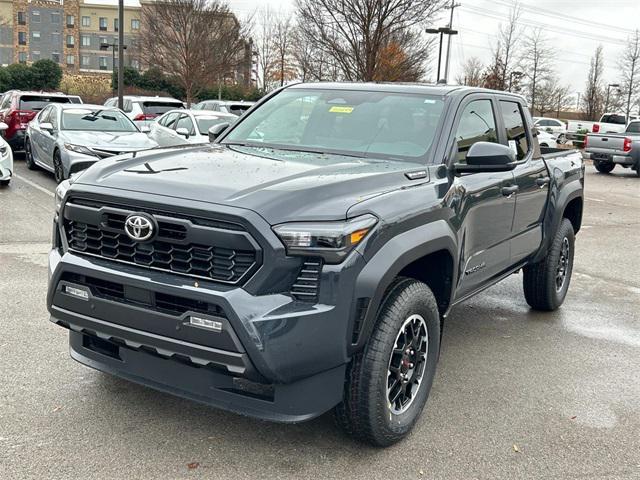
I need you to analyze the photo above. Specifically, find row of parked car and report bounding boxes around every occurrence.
[0,89,254,185]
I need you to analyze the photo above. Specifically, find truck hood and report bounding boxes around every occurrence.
[74,144,427,224]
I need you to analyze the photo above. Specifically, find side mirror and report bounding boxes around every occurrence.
[139,125,151,133]
[0,121,7,131]
[176,127,190,138]
[208,122,230,142]
[454,142,517,174]
[40,122,54,133]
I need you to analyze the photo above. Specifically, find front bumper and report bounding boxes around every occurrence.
[48,240,364,421]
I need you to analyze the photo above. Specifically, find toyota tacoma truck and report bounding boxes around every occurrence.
[47,83,584,446]
[584,120,640,176]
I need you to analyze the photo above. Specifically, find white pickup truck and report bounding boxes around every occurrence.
[567,113,640,142]
[584,120,640,176]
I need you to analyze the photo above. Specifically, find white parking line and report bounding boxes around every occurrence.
[13,174,55,198]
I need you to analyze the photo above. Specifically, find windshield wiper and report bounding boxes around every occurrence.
[225,142,367,159]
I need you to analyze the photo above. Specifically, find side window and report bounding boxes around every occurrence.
[162,112,179,129]
[38,105,51,123]
[1,94,12,109]
[176,114,195,134]
[500,101,530,160]
[49,107,59,130]
[454,99,498,163]
[123,100,133,113]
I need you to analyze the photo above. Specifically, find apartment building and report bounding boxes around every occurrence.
[0,0,140,73]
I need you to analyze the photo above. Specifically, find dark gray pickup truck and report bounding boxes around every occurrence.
[48,83,584,446]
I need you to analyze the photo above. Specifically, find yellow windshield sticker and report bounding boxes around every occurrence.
[329,106,354,113]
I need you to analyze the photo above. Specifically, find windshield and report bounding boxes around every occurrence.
[224,89,445,162]
[196,116,234,135]
[600,114,626,125]
[20,96,71,111]
[627,122,640,133]
[61,109,139,132]
[142,101,184,116]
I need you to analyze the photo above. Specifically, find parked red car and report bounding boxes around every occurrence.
[0,91,82,150]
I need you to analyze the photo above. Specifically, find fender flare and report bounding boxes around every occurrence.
[533,178,583,263]
[349,219,458,353]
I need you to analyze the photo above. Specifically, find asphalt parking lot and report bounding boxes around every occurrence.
[1,156,639,479]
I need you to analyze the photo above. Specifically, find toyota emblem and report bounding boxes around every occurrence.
[124,213,155,242]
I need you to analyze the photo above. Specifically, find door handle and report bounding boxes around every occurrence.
[536,177,550,187]
[501,185,519,196]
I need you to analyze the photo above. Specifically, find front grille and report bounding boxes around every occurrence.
[62,198,259,285]
[290,258,322,301]
[61,272,227,318]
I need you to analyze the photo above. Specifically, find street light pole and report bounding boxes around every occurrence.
[508,71,523,92]
[443,0,461,83]
[117,0,124,110]
[426,27,458,83]
[604,83,620,114]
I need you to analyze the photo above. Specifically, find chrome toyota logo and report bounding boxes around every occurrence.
[124,214,155,242]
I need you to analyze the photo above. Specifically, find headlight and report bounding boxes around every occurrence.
[272,214,378,263]
[64,143,98,157]
[55,179,71,214]
[0,145,7,156]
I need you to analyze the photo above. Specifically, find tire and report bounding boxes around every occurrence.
[594,160,615,174]
[523,218,575,311]
[334,278,441,446]
[0,179,9,186]
[557,133,566,144]
[53,149,65,184]
[24,139,37,170]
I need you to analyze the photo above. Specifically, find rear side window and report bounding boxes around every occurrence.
[1,94,12,109]
[454,99,498,163]
[500,101,530,160]
[19,95,71,111]
[142,101,184,116]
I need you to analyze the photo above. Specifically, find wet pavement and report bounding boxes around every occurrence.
[1,158,639,479]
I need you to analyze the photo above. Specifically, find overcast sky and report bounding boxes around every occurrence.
[97,0,640,96]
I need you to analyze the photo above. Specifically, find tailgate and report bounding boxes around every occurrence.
[587,134,626,152]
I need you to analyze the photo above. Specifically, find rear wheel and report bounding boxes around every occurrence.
[523,218,575,311]
[594,160,615,174]
[24,139,37,170]
[53,149,65,184]
[335,278,440,446]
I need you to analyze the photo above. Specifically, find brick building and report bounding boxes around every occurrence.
[0,0,140,73]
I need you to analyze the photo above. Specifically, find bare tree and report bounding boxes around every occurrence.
[619,29,640,119]
[534,76,571,117]
[455,57,484,86]
[256,7,276,90]
[140,0,249,105]
[521,28,555,115]
[271,15,295,87]
[582,45,605,121]
[496,3,522,89]
[296,0,445,82]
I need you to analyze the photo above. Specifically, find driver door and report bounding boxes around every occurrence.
[449,96,517,300]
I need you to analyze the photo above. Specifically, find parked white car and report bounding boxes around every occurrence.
[0,121,13,185]
[147,109,237,147]
[104,95,184,128]
[536,129,558,148]
[533,117,567,140]
[566,112,640,140]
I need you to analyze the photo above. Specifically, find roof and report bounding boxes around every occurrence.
[184,110,237,118]
[288,82,524,99]
[109,95,183,102]
[197,99,255,105]
[58,103,119,110]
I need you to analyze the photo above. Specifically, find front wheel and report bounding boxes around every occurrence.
[523,218,575,311]
[25,139,38,170]
[335,278,440,446]
[53,150,65,184]
[594,160,615,174]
